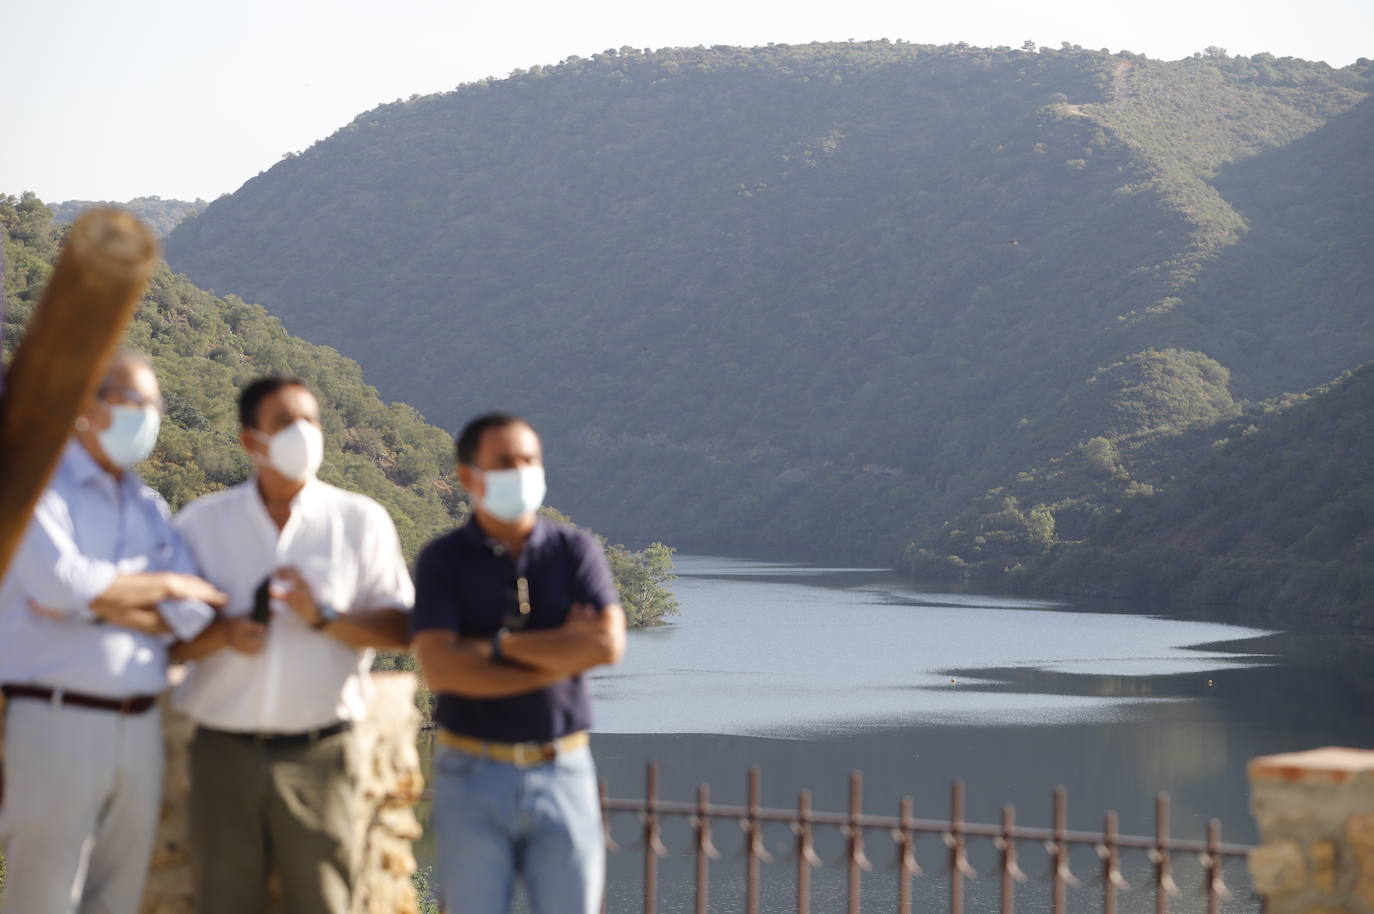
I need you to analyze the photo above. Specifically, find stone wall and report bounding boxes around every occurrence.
[1250,747,1374,914]
[140,672,425,914]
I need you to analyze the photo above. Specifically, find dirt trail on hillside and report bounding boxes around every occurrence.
[1112,60,1135,106]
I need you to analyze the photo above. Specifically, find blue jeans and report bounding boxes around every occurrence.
[432,743,605,914]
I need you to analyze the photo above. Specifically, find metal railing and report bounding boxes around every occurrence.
[598,763,1254,914]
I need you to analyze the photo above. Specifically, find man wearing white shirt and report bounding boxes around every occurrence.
[0,352,226,914]
[171,375,413,914]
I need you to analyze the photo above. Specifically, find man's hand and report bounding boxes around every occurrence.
[270,566,322,627]
[161,572,230,609]
[171,615,267,662]
[270,566,409,649]
[226,617,267,655]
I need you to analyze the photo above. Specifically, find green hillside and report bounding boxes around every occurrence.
[916,361,1374,622]
[161,44,1374,594]
[4,192,461,558]
[2,193,677,627]
[51,196,207,238]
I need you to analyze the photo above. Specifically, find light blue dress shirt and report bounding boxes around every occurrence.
[0,441,215,697]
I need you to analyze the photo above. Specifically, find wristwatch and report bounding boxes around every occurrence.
[313,602,340,630]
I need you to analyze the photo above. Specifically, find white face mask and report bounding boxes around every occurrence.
[478,466,546,522]
[252,419,324,482]
[97,404,161,468]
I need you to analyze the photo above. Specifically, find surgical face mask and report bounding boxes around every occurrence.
[252,419,324,482]
[478,466,546,522]
[97,404,161,468]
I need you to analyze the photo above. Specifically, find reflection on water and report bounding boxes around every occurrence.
[589,556,1273,736]
[419,556,1374,913]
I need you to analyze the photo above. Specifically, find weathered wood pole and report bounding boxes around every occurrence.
[0,207,158,581]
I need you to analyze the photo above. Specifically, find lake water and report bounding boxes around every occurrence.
[421,555,1374,913]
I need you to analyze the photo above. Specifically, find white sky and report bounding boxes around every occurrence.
[2,0,1370,203]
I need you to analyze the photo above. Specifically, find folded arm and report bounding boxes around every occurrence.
[29,596,173,637]
[19,491,225,633]
[413,628,567,698]
[496,603,627,676]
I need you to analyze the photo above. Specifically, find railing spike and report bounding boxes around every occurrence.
[948,780,974,914]
[1154,792,1180,914]
[642,761,662,914]
[1203,817,1229,914]
[846,771,870,914]
[998,803,1025,914]
[694,784,715,914]
[893,794,918,914]
[744,765,766,914]
[599,777,619,853]
[796,789,816,914]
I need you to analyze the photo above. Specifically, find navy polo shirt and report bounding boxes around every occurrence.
[411,516,619,743]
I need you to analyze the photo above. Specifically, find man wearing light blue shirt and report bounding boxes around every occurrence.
[0,351,226,914]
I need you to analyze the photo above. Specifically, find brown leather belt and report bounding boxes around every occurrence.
[2,683,159,715]
[438,728,589,767]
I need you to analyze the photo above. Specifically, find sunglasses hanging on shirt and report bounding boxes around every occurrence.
[501,576,533,630]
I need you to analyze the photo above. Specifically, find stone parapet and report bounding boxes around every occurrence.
[139,671,425,914]
[1250,747,1374,914]
[349,673,426,914]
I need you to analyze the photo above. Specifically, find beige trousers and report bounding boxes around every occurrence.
[188,726,359,914]
[0,698,163,914]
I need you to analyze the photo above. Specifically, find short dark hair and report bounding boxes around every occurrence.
[456,412,533,465]
[238,376,312,429]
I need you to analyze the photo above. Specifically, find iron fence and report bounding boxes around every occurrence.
[597,763,1254,914]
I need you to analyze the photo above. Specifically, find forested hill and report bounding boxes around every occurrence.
[2,194,678,627]
[163,43,1374,585]
[51,196,206,237]
[4,194,458,558]
[911,360,1374,622]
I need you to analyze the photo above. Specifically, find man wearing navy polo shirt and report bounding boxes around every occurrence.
[412,412,627,914]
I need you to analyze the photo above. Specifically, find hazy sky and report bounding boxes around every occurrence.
[3,0,1370,203]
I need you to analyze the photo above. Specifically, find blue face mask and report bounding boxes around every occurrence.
[479,466,547,522]
[97,404,161,468]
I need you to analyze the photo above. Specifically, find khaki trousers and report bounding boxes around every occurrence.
[189,726,358,914]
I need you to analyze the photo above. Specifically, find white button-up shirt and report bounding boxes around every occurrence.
[173,476,414,733]
[0,442,216,697]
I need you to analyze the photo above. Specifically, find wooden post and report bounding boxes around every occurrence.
[0,207,158,581]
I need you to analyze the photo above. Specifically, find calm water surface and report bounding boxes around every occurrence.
[423,556,1374,913]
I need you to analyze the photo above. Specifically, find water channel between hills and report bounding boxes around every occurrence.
[416,555,1374,914]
